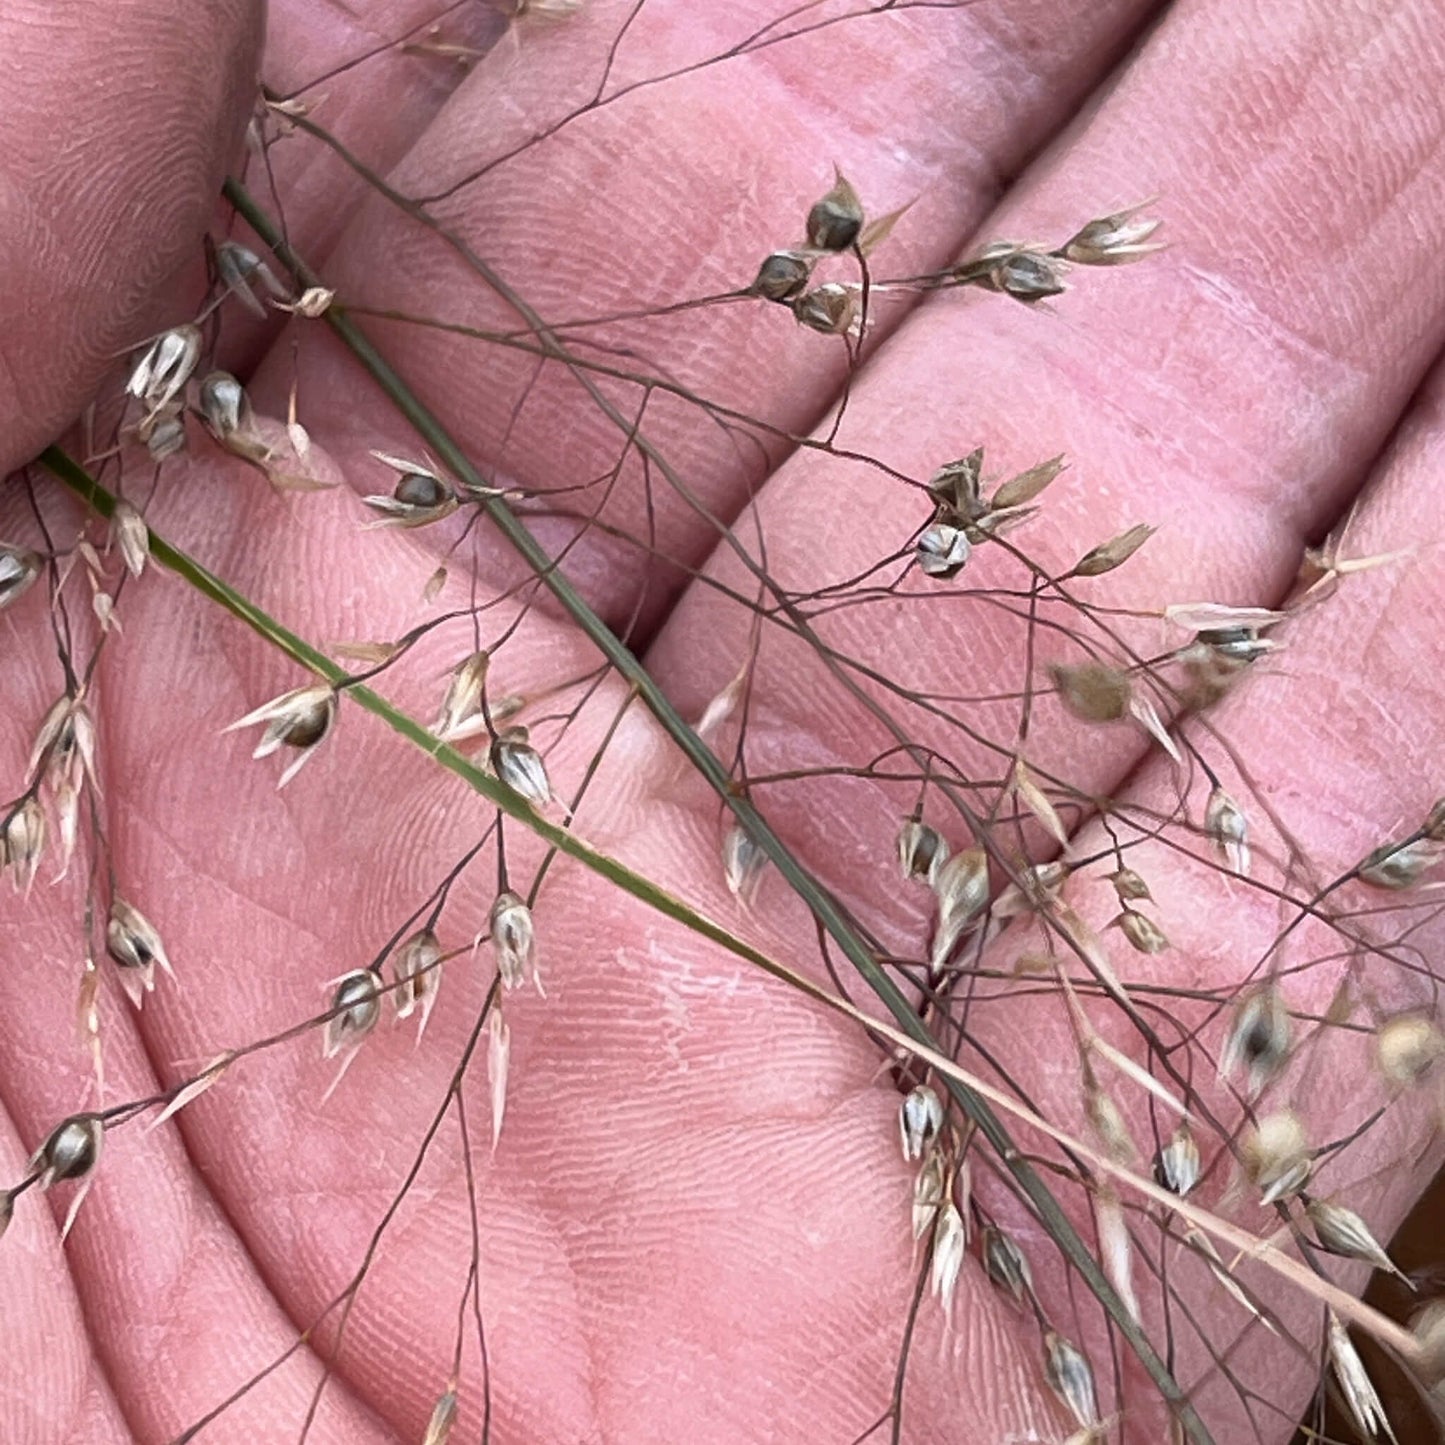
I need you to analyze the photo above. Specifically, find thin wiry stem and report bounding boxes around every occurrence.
[216,173,1215,1443]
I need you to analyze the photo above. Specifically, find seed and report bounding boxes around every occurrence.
[1220,986,1292,1097]
[0,543,42,612]
[805,171,864,252]
[198,370,253,440]
[322,969,383,1061]
[1071,523,1157,578]
[1242,1110,1311,1205]
[896,817,947,885]
[1359,837,1440,890]
[127,325,201,413]
[106,897,174,1008]
[1114,908,1169,954]
[911,1150,946,1241]
[930,847,989,976]
[1375,1013,1445,1088]
[1205,787,1251,875]
[929,1200,966,1319]
[1062,203,1163,266]
[1153,1123,1201,1198]
[721,824,768,905]
[422,1390,459,1445]
[898,1085,944,1162]
[1306,1198,1407,1283]
[1109,866,1153,903]
[391,929,444,1037]
[2,797,45,894]
[915,523,971,579]
[491,727,551,808]
[981,1224,1033,1306]
[987,247,1068,304]
[748,250,813,302]
[31,1112,104,1188]
[1043,1331,1099,1432]
[224,683,338,787]
[490,891,539,993]
[791,283,855,335]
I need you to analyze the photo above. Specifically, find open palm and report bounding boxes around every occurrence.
[6,2,1445,1442]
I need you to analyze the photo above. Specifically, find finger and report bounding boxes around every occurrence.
[11,449,1076,1442]
[941,355,1445,1438]
[215,1,506,376]
[0,0,261,473]
[646,0,1445,892]
[247,0,1165,630]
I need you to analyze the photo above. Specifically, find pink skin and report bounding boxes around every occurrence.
[3,1,1445,1442]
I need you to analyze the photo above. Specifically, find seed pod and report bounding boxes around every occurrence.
[915,522,971,579]
[322,969,383,1063]
[225,683,338,788]
[490,891,539,993]
[433,651,491,740]
[216,240,290,317]
[1114,908,1169,955]
[2,796,45,894]
[927,450,985,519]
[106,897,175,1008]
[127,325,202,413]
[1220,986,1292,1097]
[930,847,989,976]
[1359,837,1440,890]
[981,1224,1033,1307]
[1243,1110,1311,1205]
[911,1150,946,1241]
[748,249,813,302]
[490,727,551,808]
[1070,522,1156,578]
[988,248,1068,304]
[1051,661,1131,722]
[0,543,41,613]
[110,500,150,580]
[897,817,947,885]
[805,171,864,251]
[989,455,1066,512]
[721,824,767,905]
[362,469,459,529]
[898,1085,944,1162]
[1154,1123,1201,1198]
[31,1112,104,1189]
[1043,1331,1099,1432]
[1062,203,1163,266]
[1109,866,1152,903]
[1307,1199,1408,1284]
[929,1200,966,1318]
[198,370,254,441]
[1375,1013,1445,1088]
[1205,787,1250,875]
[791,282,855,335]
[392,929,444,1037]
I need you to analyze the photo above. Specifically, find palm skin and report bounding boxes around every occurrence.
[5,1,1445,1442]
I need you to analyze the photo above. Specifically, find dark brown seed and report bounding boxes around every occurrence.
[395,472,451,509]
[749,250,812,302]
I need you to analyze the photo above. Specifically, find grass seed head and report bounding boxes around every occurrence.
[434,651,491,740]
[199,370,255,442]
[1071,523,1156,578]
[791,282,857,336]
[1205,787,1251,875]
[225,683,338,787]
[930,847,990,976]
[111,500,150,579]
[1306,1198,1407,1283]
[422,1390,459,1445]
[1326,1311,1397,1444]
[1359,837,1442,890]
[929,1199,966,1318]
[1109,866,1153,903]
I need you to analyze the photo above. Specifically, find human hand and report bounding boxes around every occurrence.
[6,2,1445,1443]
